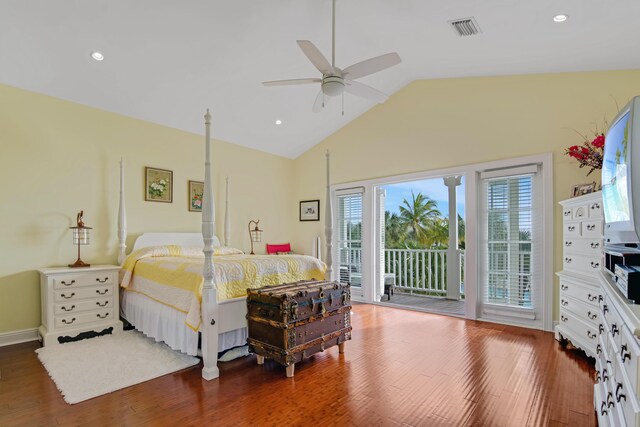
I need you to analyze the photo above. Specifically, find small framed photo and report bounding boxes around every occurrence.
[571,181,597,198]
[300,199,320,221]
[188,180,204,212]
[145,167,173,203]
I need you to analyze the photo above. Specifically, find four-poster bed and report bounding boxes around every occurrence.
[116,110,335,380]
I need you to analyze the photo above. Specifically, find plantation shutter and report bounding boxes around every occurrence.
[336,188,364,289]
[480,164,541,324]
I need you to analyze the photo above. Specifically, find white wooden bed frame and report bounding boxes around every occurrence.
[116,110,334,380]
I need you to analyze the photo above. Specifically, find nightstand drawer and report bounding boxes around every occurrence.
[54,309,113,329]
[54,286,113,302]
[53,271,116,290]
[54,298,113,315]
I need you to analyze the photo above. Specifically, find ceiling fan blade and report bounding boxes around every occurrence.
[312,90,328,113]
[297,40,334,74]
[344,80,389,103]
[262,78,321,86]
[342,52,401,80]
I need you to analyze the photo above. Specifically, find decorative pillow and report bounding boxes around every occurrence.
[266,243,291,254]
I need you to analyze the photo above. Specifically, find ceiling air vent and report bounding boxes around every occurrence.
[449,17,481,37]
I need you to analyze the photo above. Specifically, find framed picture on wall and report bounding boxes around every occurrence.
[188,180,204,212]
[145,167,173,203]
[300,200,320,221]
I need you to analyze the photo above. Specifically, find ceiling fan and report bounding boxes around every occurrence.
[262,0,401,113]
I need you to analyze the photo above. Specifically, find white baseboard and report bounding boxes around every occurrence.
[0,328,39,347]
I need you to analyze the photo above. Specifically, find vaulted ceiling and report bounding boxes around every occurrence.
[2,0,639,158]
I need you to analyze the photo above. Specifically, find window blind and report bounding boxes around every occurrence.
[337,192,363,288]
[481,170,539,315]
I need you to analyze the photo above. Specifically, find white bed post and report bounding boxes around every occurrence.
[201,109,220,381]
[117,158,127,265]
[224,177,230,247]
[325,150,334,281]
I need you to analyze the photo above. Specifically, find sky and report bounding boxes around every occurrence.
[382,177,466,219]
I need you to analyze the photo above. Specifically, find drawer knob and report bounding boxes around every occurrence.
[590,261,600,268]
[96,289,108,295]
[62,317,76,325]
[96,301,109,307]
[602,368,609,381]
[568,226,575,231]
[60,292,75,299]
[61,305,75,312]
[564,241,572,247]
[611,324,619,336]
[600,402,607,416]
[603,304,609,314]
[96,312,109,319]
[592,203,600,209]
[564,211,571,216]
[588,294,598,302]
[60,280,76,286]
[587,224,596,231]
[561,299,568,306]
[597,344,602,355]
[607,392,614,408]
[564,258,572,263]
[96,277,109,283]
[561,315,568,322]
[621,345,632,363]
[599,324,604,334]
[591,242,600,249]
[616,383,626,402]
[561,284,568,291]
[587,330,597,340]
[588,311,597,320]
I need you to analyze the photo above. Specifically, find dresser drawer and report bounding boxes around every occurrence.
[564,222,581,237]
[563,253,602,275]
[563,238,603,255]
[560,294,600,325]
[603,295,624,351]
[573,205,589,220]
[559,307,598,347]
[54,285,113,302]
[582,220,603,238]
[620,325,640,402]
[589,200,603,218]
[54,309,113,329]
[54,298,113,316]
[559,278,600,308]
[612,355,640,427]
[52,271,115,290]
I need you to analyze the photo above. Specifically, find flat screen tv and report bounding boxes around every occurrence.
[603,96,640,247]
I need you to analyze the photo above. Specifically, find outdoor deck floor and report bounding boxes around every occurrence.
[380,292,466,316]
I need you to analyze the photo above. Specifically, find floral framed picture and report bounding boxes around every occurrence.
[300,200,320,221]
[145,167,173,203]
[188,180,204,212]
[571,181,597,198]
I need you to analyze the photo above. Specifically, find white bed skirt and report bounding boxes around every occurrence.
[120,291,247,356]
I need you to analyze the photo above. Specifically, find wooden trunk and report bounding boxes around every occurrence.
[246,280,352,377]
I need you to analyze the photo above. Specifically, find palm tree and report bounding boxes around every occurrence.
[384,211,406,248]
[398,191,441,246]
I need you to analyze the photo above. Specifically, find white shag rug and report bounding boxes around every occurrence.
[35,330,199,404]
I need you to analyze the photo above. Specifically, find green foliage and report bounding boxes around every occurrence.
[385,192,465,249]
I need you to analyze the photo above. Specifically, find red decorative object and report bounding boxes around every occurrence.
[565,133,605,176]
[266,243,291,255]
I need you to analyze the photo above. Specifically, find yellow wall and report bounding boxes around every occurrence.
[291,69,640,319]
[0,84,294,333]
[3,69,640,334]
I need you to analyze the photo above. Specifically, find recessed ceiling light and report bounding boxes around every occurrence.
[275,119,282,125]
[91,51,104,61]
[553,14,569,23]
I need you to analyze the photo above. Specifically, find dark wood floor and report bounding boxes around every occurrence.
[0,304,596,426]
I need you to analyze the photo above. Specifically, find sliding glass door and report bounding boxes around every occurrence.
[336,189,364,299]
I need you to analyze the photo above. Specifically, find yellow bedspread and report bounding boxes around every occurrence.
[120,245,327,331]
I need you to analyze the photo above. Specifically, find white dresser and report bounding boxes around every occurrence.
[38,265,122,346]
[596,268,640,426]
[555,191,604,358]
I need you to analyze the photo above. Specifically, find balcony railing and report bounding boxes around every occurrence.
[385,248,465,296]
[339,248,465,296]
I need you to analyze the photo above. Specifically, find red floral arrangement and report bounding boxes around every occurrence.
[565,133,605,176]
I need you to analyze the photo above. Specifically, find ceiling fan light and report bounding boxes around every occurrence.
[322,76,344,97]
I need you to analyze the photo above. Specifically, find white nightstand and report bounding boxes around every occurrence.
[38,265,123,346]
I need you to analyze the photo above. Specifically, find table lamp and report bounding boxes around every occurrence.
[69,211,92,268]
[248,219,263,255]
